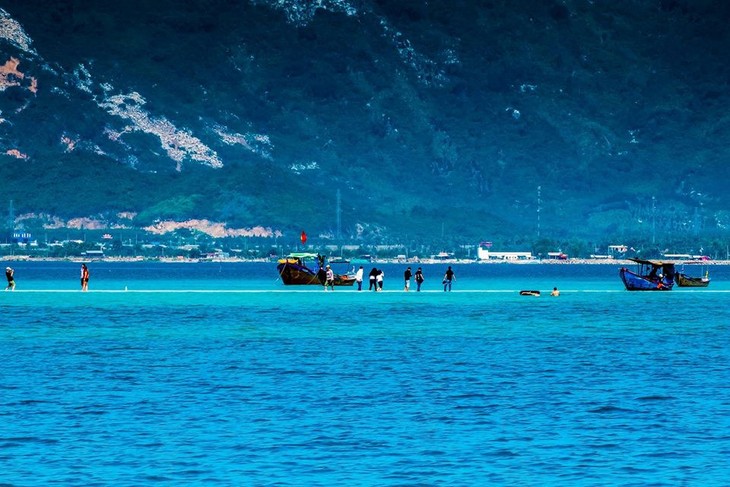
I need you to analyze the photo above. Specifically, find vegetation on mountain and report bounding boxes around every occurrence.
[1,0,730,254]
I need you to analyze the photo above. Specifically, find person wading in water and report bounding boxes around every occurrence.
[81,263,90,291]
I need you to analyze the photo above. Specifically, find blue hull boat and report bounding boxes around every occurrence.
[619,258,675,291]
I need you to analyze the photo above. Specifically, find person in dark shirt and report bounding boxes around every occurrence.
[368,268,378,291]
[443,266,455,292]
[317,265,327,288]
[80,263,90,291]
[414,267,424,292]
[5,266,15,291]
[403,267,412,292]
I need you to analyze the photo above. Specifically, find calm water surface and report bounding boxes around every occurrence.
[1,262,729,485]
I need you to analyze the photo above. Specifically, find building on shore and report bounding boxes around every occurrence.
[477,243,533,261]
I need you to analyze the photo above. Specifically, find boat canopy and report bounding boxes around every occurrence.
[286,252,321,259]
[628,257,673,266]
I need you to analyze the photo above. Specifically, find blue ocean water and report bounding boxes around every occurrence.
[2,261,729,485]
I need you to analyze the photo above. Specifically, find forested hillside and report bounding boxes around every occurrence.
[1,0,729,251]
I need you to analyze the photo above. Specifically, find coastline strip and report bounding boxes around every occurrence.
[6,289,727,294]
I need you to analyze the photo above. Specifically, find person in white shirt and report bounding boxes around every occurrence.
[325,265,335,291]
[355,266,364,291]
[376,269,384,291]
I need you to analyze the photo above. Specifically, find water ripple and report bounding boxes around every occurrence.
[2,264,730,484]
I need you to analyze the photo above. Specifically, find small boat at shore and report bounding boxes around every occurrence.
[619,258,675,291]
[676,261,711,288]
[277,253,356,286]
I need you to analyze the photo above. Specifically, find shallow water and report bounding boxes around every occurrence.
[2,262,729,485]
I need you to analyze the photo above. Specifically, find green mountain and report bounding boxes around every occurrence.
[1,0,729,251]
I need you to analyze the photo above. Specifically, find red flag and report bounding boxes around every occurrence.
[300,231,307,244]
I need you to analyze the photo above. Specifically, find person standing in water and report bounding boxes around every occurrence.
[403,267,412,292]
[443,266,455,292]
[414,267,424,292]
[317,265,327,288]
[551,287,560,296]
[376,269,384,291]
[324,264,335,291]
[80,263,90,291]
[5,266,15,291]
[355,266,364,291]
[368,268,378,291]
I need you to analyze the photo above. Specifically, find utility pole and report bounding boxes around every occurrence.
[336,188,341,240]
[537,186,541,239]
[7,199,14,231]
[651,196,656,244]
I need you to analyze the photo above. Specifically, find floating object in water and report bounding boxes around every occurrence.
[519,290,541,296]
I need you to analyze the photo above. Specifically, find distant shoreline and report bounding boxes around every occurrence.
[1,256,727,265]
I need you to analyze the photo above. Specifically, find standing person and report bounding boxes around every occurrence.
[317,265,327,288]
[403,266,412,292]
[376,269,384,291]
[551,287,560,296]
[5,266,15,291]
[355,266,364,291]
[414,267,424,292]
[80,263,90,291]
[443,265,455,292]
[369,267,378,291]
[325,265,335,291]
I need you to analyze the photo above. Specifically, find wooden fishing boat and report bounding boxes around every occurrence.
[676,262,710,288]
[676,273,710,287]
[619,258,675,291]
[277,253,356,286]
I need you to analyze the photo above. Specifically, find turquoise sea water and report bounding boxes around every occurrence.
[2,262,729,485]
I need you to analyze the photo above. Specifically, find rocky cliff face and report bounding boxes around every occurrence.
[1,0,729,246]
